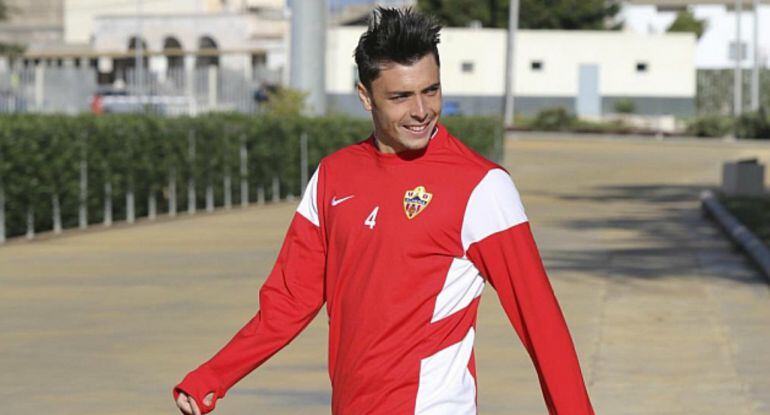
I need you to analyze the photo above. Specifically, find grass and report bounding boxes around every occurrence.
[718,194,770,247]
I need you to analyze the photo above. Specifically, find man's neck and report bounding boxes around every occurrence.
[373,127,438,154]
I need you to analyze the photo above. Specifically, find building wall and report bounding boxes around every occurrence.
[621,4,770,69]
[0,0,64,45]
[245,0,286,9]
[90,13,286,81]
[515,30,695,97]
[329,93,693,118]
[327,26,696,117]
[66,0,219,44]
[92,14,285,55]
[65,0,287,45]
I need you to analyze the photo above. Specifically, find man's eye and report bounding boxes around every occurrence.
[425,88,438,95]
[390,96,407,101]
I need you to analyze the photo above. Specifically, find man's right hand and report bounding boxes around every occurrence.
[175,391,215,415]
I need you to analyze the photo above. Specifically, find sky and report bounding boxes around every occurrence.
[621,4,770,69]
[286,0,387,9]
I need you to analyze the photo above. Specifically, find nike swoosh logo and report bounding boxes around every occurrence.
[331,195,354,206]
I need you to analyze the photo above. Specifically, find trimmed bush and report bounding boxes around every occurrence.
[685,115,734,137]
[613,98,636,114]
[0,114,501,239]
[531,107,575,131]
[735,108,770,139]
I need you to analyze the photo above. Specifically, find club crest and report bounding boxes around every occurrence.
[403,186,433,220]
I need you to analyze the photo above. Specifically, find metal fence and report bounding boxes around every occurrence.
[0,66,97,114]
[696,69,770,116]
[0,64,280,115]
[1,64,768,118]
[0,128,311,244]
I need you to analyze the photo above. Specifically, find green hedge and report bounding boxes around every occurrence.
[0,114,501,239]
[685,109,770,139]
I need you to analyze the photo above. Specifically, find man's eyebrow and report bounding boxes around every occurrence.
[386,90,414,97]
[421,83,441,92]
[387,83,441,96]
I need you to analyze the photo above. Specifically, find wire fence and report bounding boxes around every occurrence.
[0,66,97,114]
[0,127,312,244]
[696,69,770,116]
[0,64,280,116]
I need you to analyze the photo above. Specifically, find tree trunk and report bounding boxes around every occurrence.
[126,188,135,224]
[104,182,113,226]
[169,169,177,217]
[257,186,265,205]
[240,138,248,207]
[52,193,62,234]
[79,158,88,229]
[271,176,280,203]
[205,182,214,212]
[0,183,5,244]
[188,177,196,215]
[224,175,232,209]
[148,192,157,220]
[26,207,34,239]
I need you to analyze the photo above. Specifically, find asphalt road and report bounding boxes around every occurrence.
[2,134,770,414]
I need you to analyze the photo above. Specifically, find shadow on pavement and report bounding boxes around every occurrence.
[534,183,765,285]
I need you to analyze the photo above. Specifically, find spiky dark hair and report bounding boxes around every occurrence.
[354,7,442,90]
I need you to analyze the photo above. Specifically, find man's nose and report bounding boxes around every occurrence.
[410,96,428,120]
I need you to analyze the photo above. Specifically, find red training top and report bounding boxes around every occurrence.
[173,123,594,415]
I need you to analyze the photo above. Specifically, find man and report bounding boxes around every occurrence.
[174,7,594,415]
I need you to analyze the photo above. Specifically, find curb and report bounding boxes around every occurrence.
[700,189,770,283]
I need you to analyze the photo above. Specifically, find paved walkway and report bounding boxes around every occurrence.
[2,134,770,414]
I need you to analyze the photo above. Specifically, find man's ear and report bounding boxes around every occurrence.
[356,82,373,112]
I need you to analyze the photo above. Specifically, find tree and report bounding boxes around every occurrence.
[261,86,308,117]
[417,0,622,30]
[667,9,707,40]
[0,1,24,57]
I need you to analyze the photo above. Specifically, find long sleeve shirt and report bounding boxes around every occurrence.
[173,123,594,414]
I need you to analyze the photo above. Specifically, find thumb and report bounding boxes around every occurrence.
[203,392,215,407]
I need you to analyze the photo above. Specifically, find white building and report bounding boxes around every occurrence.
[621,3,770,69]
[65,0,285,44]
[0,0,63,46]
[327,27,697,117]
[0,0,289,114]
[91,12,286,82]
[8,1,287,78]
[0,1,699,118]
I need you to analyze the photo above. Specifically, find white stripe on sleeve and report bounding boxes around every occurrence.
[461,168,527,252]
[296,166,320,227]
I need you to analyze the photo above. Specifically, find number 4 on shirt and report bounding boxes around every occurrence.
[364,206,379,229]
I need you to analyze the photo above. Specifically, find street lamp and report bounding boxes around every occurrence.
[503,0,520,128]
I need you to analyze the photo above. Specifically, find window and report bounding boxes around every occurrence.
[636,62,648,72]
[531,60,543,71]
[729,41,747,61]
[461,61,474,73]
[164,37,184,71]
[252,53,267,68]
[196,36,219,68]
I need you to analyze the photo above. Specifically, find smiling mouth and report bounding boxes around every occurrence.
[403,121,431,134]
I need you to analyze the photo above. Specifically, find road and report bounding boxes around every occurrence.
[2,134,770,414]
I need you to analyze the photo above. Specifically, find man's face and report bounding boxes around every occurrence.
[357,54,442,154]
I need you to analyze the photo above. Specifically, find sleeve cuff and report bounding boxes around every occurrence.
[172,365,224,414]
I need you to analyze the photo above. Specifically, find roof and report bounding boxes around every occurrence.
[626,0,769,8]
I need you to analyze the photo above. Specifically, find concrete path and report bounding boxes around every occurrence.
[2,135,770,414]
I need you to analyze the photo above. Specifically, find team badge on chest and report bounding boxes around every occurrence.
[403,186,433,220]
